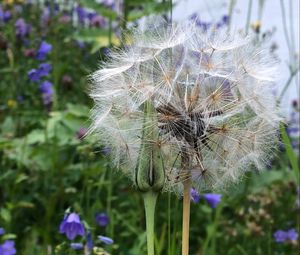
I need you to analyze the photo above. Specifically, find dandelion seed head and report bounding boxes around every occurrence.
[89,19,282,193]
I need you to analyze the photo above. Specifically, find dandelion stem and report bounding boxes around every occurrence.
[143,191,158,255]
[182,177,191,255]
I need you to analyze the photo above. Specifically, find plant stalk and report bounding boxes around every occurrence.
[182,178,191,255]
[143,191,158,255]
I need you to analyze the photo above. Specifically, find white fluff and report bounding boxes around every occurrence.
[89,20,282,192]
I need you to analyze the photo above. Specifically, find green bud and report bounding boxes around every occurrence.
[135,101,165,192]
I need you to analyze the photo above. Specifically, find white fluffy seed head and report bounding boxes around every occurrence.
[89,20,282,192]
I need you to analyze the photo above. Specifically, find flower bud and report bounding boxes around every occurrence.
[135,102,165,192]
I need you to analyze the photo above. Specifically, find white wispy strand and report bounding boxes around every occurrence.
[89,20,282,192]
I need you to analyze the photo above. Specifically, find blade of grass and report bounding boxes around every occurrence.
[280,123,300,185]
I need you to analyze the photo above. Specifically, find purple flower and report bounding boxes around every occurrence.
[98,235,114,245]
[203,194,222,208]
[39,81,53,106]
[38,63,52,76]
[24,48,35,57]
[76,127,87,140]
[274,230,287,243]
[41,7,50,27]
[70,243,83,250]
[39,80,53,94]
[86,232,93,251]
[90,15,106,27]
[76,6,87,24]
[3,11,12,22]
[0,240,16,255]
[15,18,31,38]
[36,41,52,60]
[286,229,298,241]
[0,227,4,235]
[95,213,109,227]
[59,213,85,240]
[59,14,71,24]
[190,188,200,203]
[28,69,41,82]
[101,0,115,9]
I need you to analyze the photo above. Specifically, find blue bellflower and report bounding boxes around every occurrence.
[98,235,114,245]
[190,188,200,203]
[0,240,16,255]
[0,227,4,235]
[203,194,222,208]
[36,41,52,60]
[95,213,109,227]
[273,228,298,243]
[59,213,85,240]
[70,243,83,250]
[274,230,287,243]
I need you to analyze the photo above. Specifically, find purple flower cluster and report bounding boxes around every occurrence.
[274,228,298,243]
[28,63,52,82]
[190,13,229,31]
[0,5,12,23]
[59,212,113,252]
[0,227,16,255]
[75,5,106,27]
[190,188,222,208]
[27,41,53,107]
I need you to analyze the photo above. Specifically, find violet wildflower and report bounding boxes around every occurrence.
[76,6,87,25]
[190,188,200,203]
[61,74,73,89]
[36,41,52,61]
[98,235,113,245]
[24,48,35,57]
[59,213,85,240]
[0,240,16,255]
[76,127,87,140]
[15,18,30,38]
[70,243,83,250]
[38,63,52,76]
[86,232,93,251]
[95,213,109,227]
[39,81,53,106]
[28,69,41,82]
[90,15,106,27]
[101,0,115,9]
[41,7,50,27]
[3,11,12,23]
[203,194,222,208]
[0,227,4,235]
[59,14,71,24]
[274,230,287,243]
[286,229,298,241]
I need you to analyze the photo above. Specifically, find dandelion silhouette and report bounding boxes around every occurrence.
[89,19,281,255]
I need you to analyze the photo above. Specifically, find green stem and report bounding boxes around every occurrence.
[245,0,253,35]
[143,191,158,255]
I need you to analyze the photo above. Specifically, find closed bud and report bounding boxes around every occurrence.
[135,102,165,192]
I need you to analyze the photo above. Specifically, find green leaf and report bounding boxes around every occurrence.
[280,123,300,184]
[26,129,46,144]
